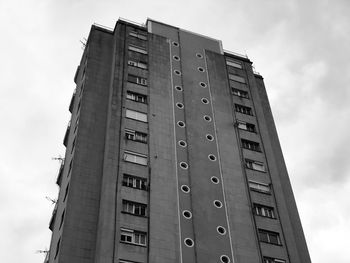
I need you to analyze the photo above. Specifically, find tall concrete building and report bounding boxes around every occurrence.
[46,18,311,263]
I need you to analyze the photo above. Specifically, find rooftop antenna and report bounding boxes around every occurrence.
[80,38,87,50]
[45,196,57,205]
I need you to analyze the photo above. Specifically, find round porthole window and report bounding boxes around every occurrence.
[184,238,194,247]
[201,98,209,104]
[214,200,223,208]
[180,162,188,170]
[208,154,217,161]
[173,41,179,47]
[220,255,230,263]
[196,53,203,59]
[206,134,214,141]
[199,82,207,88]
[178,140,187,147]
[177,121,185,128]
[182,210,192,219]
[211,176,219,184]
[175,85,183,91]
[198,67,205,72]
[217,226,227,235]
[173,55,180,61]
[181,185,190,193]
[176,102,184,109]
[174,70,181,76]
[204,115,212,122]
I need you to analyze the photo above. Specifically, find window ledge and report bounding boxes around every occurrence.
[120,241,147,247]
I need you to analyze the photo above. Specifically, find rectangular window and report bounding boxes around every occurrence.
[125,109,148,122]
[235,104,253,115]
[241,139,261,152]
[128,44,147,54]
[263,257,286,263]
[124,151,148,165]
[123,174,147,190]
[122,200,147,216]
[229,74,246,83]
[127,74,147,86]
[258,229,281,245]
[237,120,256,133]
[226,59,243,69]
[232,88,249,99]
[245,159,266,172]
[54,238,61,259]
[126,91,147,104]
[125,129,147,143]
[120,228,147,246]
[129,31,147,40]
[128,60,148,69]
[254,204,275,219]
[249,181,271,194]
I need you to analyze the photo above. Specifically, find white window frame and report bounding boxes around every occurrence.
[123,174,147,190]
[125,109,148,123]
[232,88,249,98]
[125,128,147,143]
[235,104,252,115]
[126,91,147,104]
[229,74,246,83]
[129,31,147,40]
[120,228,147,246]
[128,44,148,54]
[122,200,147,216]
[248,180,270,194]
[124,151,148,165]
[128,60,148,69]
[245,159,265,172]
[226,59,243,69]
[254,203,275,218]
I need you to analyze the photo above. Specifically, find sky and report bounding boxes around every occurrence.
[0,0,349,262]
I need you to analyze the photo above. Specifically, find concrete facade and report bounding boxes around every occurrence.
[46,18,311,263]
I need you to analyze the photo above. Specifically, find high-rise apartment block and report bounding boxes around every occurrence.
[46,18,311,263]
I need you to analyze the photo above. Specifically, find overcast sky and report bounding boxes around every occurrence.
[0,0,349,262]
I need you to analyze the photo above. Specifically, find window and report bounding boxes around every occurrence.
[54,238,61,259]
[125,109,148,122]
[229,74,246,83]
[245,159,266,172]
[129,31,147,40]
[253,204,275,219]
[226,59,243,69]
[249,181,271,194]
[128,60,148,69]
[63,183,69,202]
[128,44,147,54]
[120,228,147,246]
[125,129,147,143]
[59,210,65,229]
[263,257,286,263]
[122,200,147,216]
[123,174,147,190]
[126,91,147,104]
[235,104,253,115]
[241,139,261,152]
[232,88,249,99]
[237,120,256,133]
[124,151,148,165]
[127,74,147,86]
[258,229,281,245]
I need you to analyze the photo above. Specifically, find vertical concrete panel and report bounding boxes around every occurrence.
[148,34,180,263]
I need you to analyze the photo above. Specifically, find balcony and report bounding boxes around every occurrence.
[49,203,58,231]
[68,90,76,113]
[63,121,71,147]
[56,161,64,186]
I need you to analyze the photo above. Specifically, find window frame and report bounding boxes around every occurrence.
[245,158,266,172]
[123,150,148,166]
[122,174,147,190]
[226,59,243,69]
[241,139,261,152]
[235,104,253,115]
[129,31,147,40]
[122,199,147,217]
[248,180,271,194]
[126,91,147,104]
[128,44,148,55]
[258,229,282,246]
[125,128,148,143]
[127,74,148,86]
[125,109,148,123]
[237,120,256,133]
[253,203,276,219]
[127,60,148,70]
[120,228,147,246]
[229,74,246,83]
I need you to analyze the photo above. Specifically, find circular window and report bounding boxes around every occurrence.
[206,134,214,141]
[180,162,188,170]
[199,82,207,88]
[208,154,217,161]
[184,238,194,247]
[217,226,227,235]
[176,102,184,109]
[173,55,180,61]
[196,53,203,59]
[178,140,187,147]
[181,184,190,193]
[198,67,205,72]
[177,121,185,128]
[220,255,230,263]
[203,115,212,122]
[211,176,219,184]
[182,210,192,219]
[173,41,179,47]
[201,98,209,104]
[175,85,183,91]
[174,70,181,76]
[214,200,223,208]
